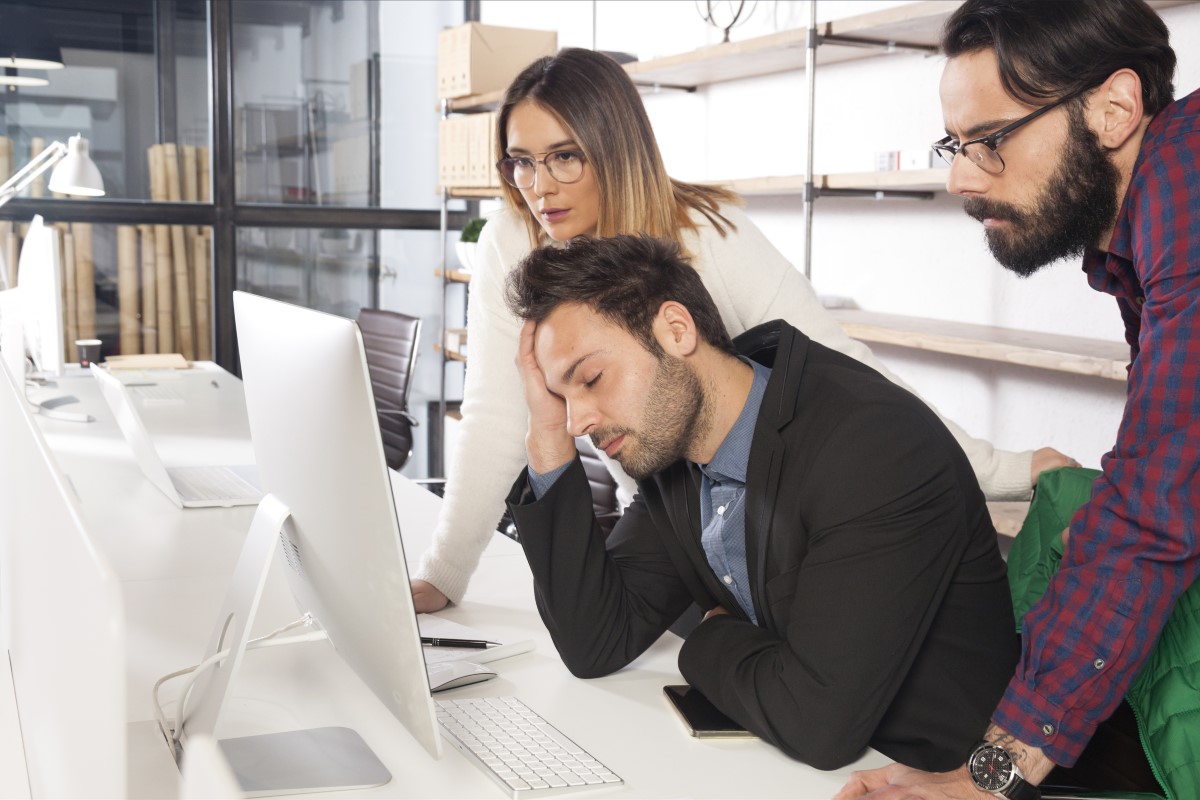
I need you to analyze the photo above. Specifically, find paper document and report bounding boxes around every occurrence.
[418,616,535,666]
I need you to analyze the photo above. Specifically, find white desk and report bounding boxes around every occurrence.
[26,364,888,798]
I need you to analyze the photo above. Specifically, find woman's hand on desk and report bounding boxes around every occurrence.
[412,579,450,613]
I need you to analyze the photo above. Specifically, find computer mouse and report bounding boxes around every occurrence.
[427,660,498,692]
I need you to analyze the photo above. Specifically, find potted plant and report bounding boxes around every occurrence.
[455,217,486,272]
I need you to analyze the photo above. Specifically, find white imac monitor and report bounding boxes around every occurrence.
[15,215,64,376]
[0,358,126,798]
[179,291,441,795]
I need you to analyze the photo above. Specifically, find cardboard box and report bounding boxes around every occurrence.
[438,22,557,99]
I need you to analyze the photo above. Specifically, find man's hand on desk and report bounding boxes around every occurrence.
[834,725,1056,799]
[832,764,989,799]
[411,579,450,613]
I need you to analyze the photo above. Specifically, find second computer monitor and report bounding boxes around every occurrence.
[228,290,441,758]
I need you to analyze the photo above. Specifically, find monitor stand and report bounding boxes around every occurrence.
[179,494,391,797]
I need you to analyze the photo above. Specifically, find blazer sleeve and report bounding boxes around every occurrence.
[507,458,694,678]
[677,401,977,770]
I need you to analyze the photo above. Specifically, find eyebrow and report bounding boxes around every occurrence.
[507,139,579,156]
[946,116,1022,141]
[560,350,605,386]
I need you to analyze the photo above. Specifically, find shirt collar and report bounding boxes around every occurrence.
[699,358,771,485]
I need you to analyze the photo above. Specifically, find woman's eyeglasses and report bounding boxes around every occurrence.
[497,150,587,189]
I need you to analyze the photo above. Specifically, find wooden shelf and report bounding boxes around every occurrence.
[446,90,505,113]
[435,268,473,284]
[622,1,956,89]
[620,0,1192,90]
[831,309,1129,381]
[717,168,947,196]
[433,343,468,363]
[443,186,504,199]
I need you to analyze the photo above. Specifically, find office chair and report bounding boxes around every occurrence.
[357,307,421,471]
[574,436,622,537]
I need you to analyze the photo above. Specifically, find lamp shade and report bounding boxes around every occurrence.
[48,136,105,197]
[0,7,64,70]
[1,74,50,88]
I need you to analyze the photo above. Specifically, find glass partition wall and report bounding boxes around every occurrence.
[0,0,471,475]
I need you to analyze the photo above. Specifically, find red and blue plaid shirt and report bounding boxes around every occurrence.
[992,87,1200,766]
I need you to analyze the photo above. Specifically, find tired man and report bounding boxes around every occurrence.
[503,234,1018,771]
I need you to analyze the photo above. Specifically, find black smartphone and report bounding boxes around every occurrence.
[663,685,756,739]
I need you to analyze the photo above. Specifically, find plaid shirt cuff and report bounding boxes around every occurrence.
[992,680,1097,767]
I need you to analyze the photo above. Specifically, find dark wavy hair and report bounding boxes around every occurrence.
[505,234,736,357]
[941,0,1175,114]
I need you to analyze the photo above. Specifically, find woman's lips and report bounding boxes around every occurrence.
[541,208,569,223]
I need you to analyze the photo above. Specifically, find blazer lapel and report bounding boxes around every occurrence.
[741,323,807,633]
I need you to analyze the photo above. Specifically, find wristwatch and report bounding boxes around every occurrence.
[967,741,1041,800]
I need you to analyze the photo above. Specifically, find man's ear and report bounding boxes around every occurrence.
[655,301,699,357]
[1089,68,1145,149]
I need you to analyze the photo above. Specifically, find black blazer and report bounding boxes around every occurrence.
[507,320,1017,771]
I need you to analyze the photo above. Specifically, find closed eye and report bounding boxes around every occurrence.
[584,372,602,388]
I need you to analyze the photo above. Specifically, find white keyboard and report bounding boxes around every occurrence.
[436,697,623,798]
[169,465,258,502]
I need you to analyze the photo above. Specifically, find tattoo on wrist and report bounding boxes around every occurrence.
[984,724,1029,768]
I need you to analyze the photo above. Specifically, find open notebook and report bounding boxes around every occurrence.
[419,616,535,667]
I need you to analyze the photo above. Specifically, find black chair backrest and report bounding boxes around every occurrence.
[575,436,621,537]
[357,308,421,471]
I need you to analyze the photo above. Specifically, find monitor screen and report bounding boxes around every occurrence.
[212,291,441,759]
[15,215,64,375]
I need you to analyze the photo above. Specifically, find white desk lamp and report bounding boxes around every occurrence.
[0,134,105,208]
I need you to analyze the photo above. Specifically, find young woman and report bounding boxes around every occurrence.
[411,48,1070,612]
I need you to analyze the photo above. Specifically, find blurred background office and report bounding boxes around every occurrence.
[1,0,1197,485]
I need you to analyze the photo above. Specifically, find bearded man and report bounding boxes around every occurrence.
[502,233,1019,772]
[838,1,1197,798]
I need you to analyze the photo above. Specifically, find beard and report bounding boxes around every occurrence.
[590,354,709,480]
[963,106,1121,277]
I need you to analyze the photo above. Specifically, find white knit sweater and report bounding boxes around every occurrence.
[415,204,1034,602]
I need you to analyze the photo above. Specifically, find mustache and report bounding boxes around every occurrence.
[590,426,632,451]
[963,197,1026,225]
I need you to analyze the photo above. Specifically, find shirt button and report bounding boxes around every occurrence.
[1094,658,1106,670]
[717,505,726,515]
[1135,295,1145,306]
[723,575,733,585]
[1042,723,1055,736]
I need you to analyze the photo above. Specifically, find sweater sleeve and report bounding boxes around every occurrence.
[697,205,1033,501]
[414,211,533,602]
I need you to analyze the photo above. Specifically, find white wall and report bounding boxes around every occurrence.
[480,0,1200,470]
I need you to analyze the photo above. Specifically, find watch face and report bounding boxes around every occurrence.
[971,745,1015,792]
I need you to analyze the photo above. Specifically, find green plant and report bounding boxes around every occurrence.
[459,217,487,243]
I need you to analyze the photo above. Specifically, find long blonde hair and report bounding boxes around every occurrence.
[495,48,740,249]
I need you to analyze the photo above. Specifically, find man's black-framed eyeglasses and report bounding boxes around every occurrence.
[931,92,1082,175]
[496,149,588,190]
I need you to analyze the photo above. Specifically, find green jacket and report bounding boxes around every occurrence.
[1007,467,1200,799]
